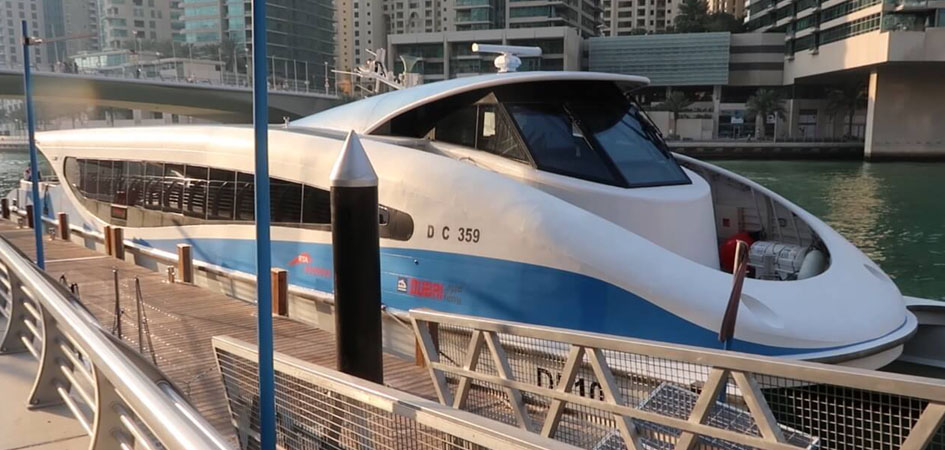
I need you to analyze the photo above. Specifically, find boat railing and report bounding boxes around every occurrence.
[211,335,580,450]
[410,308,945,450]
[0,234,233,450]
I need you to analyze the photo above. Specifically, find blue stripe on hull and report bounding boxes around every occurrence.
[140,237,834,356]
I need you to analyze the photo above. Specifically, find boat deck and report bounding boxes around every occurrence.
[0,221,437,442]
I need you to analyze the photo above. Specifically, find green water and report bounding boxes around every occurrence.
[1,150,941,299]
[715,160,945,300]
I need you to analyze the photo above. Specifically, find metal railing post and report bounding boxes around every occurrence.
[90,366,132,450]
[0,270,30,354]
[27,298,73,409]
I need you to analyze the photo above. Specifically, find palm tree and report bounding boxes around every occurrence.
[660,91,692,138]
[746,89,786,139]
[825,84,866,139]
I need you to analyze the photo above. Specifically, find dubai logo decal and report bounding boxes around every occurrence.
[289,252,312,266]
[288,252,330,277]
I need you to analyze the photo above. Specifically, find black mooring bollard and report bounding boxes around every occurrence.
[330,130,383,384]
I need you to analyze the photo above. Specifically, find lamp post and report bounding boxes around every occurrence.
[250,4,276,450]
[20,21,44,269]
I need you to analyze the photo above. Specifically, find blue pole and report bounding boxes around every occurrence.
[250,2,275,449]
[21,21,44,270]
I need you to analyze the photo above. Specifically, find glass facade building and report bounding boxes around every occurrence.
[221,0,335,90]
[745,0,945,55]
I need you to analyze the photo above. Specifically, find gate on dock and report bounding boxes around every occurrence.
[411,308,945,450]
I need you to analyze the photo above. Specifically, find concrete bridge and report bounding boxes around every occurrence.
[0,69,340,123]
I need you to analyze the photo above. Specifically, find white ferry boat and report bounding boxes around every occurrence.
[17,70,923,369]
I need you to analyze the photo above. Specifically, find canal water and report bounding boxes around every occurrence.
[0,150,941,300]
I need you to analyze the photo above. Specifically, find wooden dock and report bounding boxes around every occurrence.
[0,221,436,442]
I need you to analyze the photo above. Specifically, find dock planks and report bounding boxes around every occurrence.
[0,223,436,442]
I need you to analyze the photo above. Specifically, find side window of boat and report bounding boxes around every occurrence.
[302,185,331,224]
[112,160,127,205]
[271,178,303,224]
[476,105,529,162]
[62,158,412,240]
[183,165,209,219]
[163,164,185,213]
[435,104,529,163]
[143,162,163,210]
[64,157,80,194]
[435,105,477,148]
[234,172,255,221]
[208,168,235,221]
[126,162,145,207]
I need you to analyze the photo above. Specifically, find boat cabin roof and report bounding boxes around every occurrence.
[292,71,649,134]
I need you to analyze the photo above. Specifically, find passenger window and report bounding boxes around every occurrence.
[270,178,302,223]
[183,165,208,218]
[112,160,128,205]
[144,162,163,210]
[208,168,235,220]
[234,172,255,221]
[163,164,184,213]
[434,106,477,148]
[64,158,80,194]
[302,185,331,224]
[127,162,144,207]
[477,105,529,162]
[94,160,115,202]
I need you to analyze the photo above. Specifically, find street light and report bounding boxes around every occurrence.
[20,21,44,268]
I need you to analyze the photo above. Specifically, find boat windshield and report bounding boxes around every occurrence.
[507,101,690,188]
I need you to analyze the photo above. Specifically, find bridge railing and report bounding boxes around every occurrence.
[411,308,945,450]
[0,235,233,450]
[211,335,580,450]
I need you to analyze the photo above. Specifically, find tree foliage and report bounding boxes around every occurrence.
[746,89,786,139]
[674,0,745,33]
[660,91,693,114]
[825,84,867,137]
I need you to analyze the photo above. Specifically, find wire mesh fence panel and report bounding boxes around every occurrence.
[212,341,548,450]
[414,312,945,450]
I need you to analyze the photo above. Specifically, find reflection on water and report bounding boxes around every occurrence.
[0,150,941,299]
[716,160,945,300]
[0,150,29,194]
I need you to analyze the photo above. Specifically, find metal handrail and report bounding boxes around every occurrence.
[213,335,581,450]
[411,308,945,401]
[0,235,232,450]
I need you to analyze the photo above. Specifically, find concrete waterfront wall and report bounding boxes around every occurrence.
[865,64,945,160]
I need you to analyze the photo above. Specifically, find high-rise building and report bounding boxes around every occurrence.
[223,0,335,90]
[601,0,677,35]
[181,0,223,44]
[97,0,184,50]
[388,0,447,33]
[388,26,582,81]
[0,0,45,69]
[707,0,744,18]
[43,0,100,65]
[337,0,388,69]
[506,0,600,36]
[337,0,603,71]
